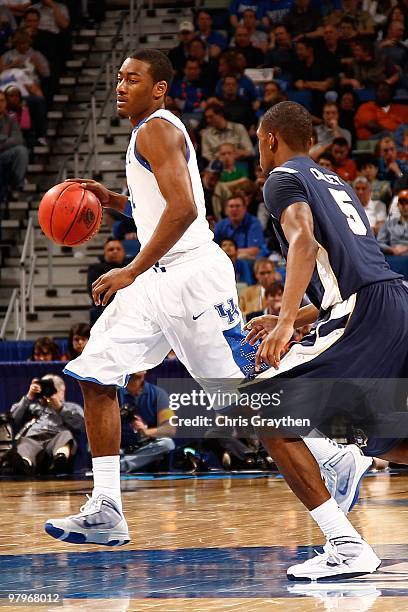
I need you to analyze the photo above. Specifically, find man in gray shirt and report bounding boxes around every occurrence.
[377,190,408,256]
[9,374,83,475]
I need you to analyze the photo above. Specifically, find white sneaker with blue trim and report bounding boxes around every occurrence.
[287,538,381,582]
[44,493,130,546]
[321,445,373,514]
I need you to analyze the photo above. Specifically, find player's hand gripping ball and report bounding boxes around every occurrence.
[38,182,102,246]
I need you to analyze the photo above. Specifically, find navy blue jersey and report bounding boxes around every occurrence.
[263,156,401,309]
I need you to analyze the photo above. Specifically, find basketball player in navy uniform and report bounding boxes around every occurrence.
[43,52,387,580]
[243,101,408,580]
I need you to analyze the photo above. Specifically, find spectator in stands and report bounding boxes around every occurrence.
[246,281,285,320]
[196,10,227,54]
[229,0,265,29]
[87,237,126,324]
[316,102,352,149]
[217,74,256,129]
[62,322,90,361]
[216,50,258,102]
[316,152,335,170]
[168,21,196,74]
[201,102,254,162]
[168,58,207,121]
[217,142,249,184]
[9,374,83,475]
[30,336,61,361]
[4,85,33,148]
[326,0,375,35]
[30,0,70,35]
[0,28,49,97]
[292,38,335,114]
[0,90,29,203]
[256,80,287,115]
[0,28,49,142]
[119,372,175,473]
[201,158,223,221]
[357,153,392,205]
[378,135,408,187]
[378,18,408,69]
[264,23,296,83]
[353,175,386,235]
[214,194,265,260]
[338,16,357,50]
[0,8,13,55]
[319,23,353,68]
[22,7,59,81]
[354,82,408,141]
[331,136,357,181]
[340,37,400,90]
[377,189,408,257]
[239,258,281,316]
[263,1,292,27]
[187,37,219,93]
[338,89,359,145]
[220,237,254,285]
[283,0,322,39]
[231,25,265,67]
[242,8,268,51]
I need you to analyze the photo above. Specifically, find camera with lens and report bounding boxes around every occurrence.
[34,377,57,400]
[120,403,138,421]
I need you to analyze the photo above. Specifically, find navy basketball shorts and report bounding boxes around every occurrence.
[244,279,408,451]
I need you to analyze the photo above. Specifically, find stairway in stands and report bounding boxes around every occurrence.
[0,2,196,340]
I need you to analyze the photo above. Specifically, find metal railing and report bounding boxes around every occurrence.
[0,218,36,340]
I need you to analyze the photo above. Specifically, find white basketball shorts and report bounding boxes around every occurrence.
[64,242,258,389]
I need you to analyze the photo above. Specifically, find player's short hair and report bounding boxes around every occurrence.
[260,101,313,151]
[129,49,174,89]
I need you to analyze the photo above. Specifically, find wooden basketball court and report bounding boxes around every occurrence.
[1,471,408,610]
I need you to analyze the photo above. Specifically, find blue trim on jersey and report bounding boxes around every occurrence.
[133,114,190,172]
[123,199,133,218]
[63,368,130,389]
[223,323,269,379]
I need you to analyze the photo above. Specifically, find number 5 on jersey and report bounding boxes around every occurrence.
[329,188,367,236]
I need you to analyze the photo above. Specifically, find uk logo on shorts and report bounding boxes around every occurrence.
[214,298,240,325]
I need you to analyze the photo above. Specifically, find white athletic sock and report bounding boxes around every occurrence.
[92,455,122,511]
[310,497,362,542]
[304,430,343,466]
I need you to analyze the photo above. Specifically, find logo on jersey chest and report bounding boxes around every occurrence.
[214,298,240,324]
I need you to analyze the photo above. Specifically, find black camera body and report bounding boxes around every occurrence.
[34,378,57,400]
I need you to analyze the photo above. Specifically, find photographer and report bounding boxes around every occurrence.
[8,374,83,475]
[119,372,176,473]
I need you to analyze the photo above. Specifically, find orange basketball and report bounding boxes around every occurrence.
[38,182,102,246]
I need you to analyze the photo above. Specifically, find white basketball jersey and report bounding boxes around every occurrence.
[126,109,213,263]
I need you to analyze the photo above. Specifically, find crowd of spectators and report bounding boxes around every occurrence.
[163,1,408,290]
[0,1,105,210]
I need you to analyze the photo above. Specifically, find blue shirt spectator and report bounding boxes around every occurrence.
[214,195,266,259]
[229,0,266,26]
[169,59,208,113]
[220,237,255,284]
[197,10,228,51]
[215,74,258,102]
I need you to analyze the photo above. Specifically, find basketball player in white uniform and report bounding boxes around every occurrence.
[44,51,371,557]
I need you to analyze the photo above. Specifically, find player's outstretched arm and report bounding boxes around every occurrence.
[64,178,128,213]
[245,303,319,346]
[255,202,319,370]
